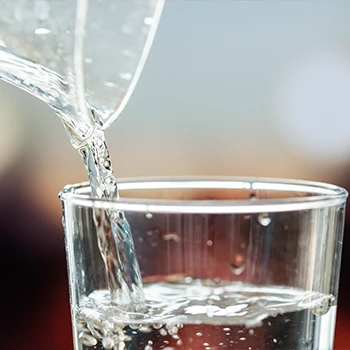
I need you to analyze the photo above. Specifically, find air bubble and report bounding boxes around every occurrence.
[159,328,167,336]
[129,324,141,330]
[153,323,163,329]
[196,332,202,337]
[166,324,178,335]
[145,213,153,219]
[104,159,111,169]
[249,329,254,335]
[231,256,246,276]
[312,296,334,316]
[140,326,152,333]
[207,240,213,246]
[258,213,271,226]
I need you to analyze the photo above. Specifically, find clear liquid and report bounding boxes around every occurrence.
[75,280,337,350]
[78,125,144,311]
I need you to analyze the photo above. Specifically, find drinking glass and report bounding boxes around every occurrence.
[60,177,347,350]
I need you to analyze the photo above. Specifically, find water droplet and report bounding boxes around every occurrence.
[79,332,97,346]
[145,213,153,219]
[240,337,246,341]
[34,27,51,35]
[119,72,133,80]
[223,327,231,331]
[196,332,202,337]
[203,343,209,346]
[258,213,271,226]
[144,17,154,25]
[207,240,213,246]
[273,338,278,343]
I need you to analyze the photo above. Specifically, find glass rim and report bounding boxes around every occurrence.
[59,176,348,214]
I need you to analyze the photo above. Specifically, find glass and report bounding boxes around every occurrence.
[60,177,347,350]
[0,0,164,146]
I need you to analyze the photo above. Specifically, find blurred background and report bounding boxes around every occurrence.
[2,0,350,348]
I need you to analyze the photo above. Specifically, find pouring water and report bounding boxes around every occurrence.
[0,0,164,312]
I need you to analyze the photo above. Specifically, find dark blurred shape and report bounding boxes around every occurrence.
[0,167,72,350]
